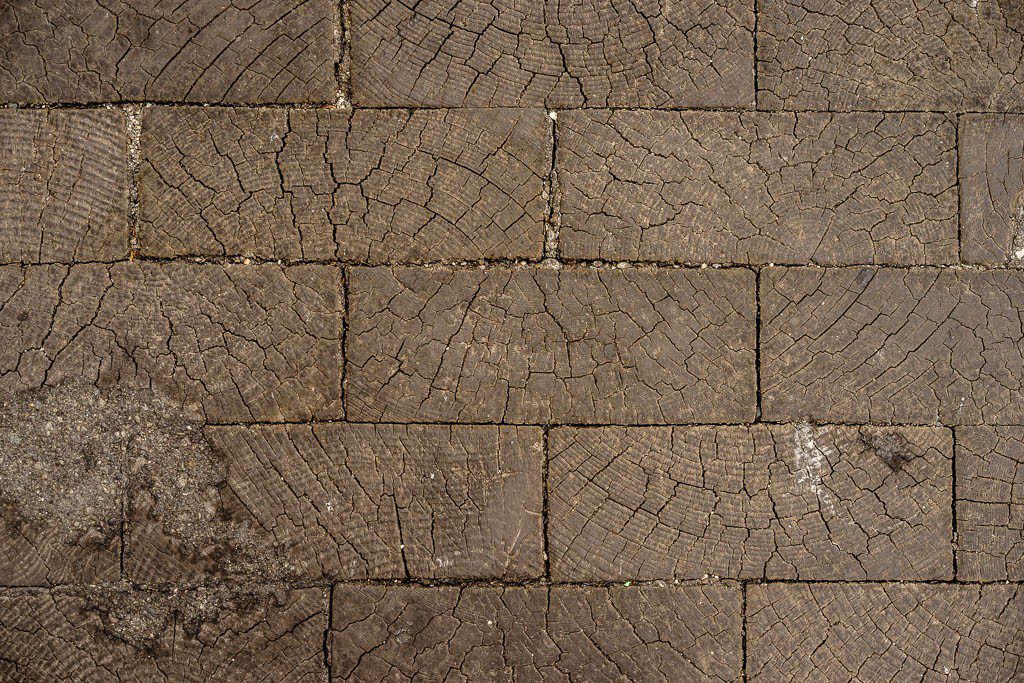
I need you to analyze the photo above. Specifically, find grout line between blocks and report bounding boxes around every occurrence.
[742,581,749,682]
[124,104,143,261]
[542,426,551,581]
[951,426,959,580]
[336,0,352,109]
[203,417,993,430]
[955,113,963,264]
[752,0,760,111]
[4,256,1021,271]
[4,577,1021,594]
[340,268,350,421]
[11,100,1015,115]
[323,583,334,681]
[543,110,561,266]
[754,268,762,421]
[119,485,127,581]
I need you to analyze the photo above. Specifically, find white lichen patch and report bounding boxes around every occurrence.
[792,423,837,514]
[1011,199,1024,264]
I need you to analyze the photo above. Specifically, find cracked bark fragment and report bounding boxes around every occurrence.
[0,110,128,264]
[748,584,1024,681]
[0,0,335,104]
[0,263,342,423]
[350,0,754,107]
[0,586,324,681]
[330,585,741,681]
[549,425,952,581]
[956,427,1024,581]
[346,266,756,424]
[128,423,543,584]
[140,107,550,262]
[960,115,1024,265]
[758,0,1024,111]
[762,267,1024,425]
[558,111,957,265]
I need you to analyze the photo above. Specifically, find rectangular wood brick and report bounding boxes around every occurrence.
[558,111,956,265]
[0,263,342,422]
[550,425,952,581]
[758,0,1024,111]
[346,266,757,424]
[0,587,325,680]
[762,267,1024,424]
[956,426,1024,581]
[0,0,336,103]
[350,0,754,107]
[748,583,1024,681]
[140,107,550,262]
[126,423,543,583]
[0,109,127,263]
[960,115,1024,265]
[330,584,741,681]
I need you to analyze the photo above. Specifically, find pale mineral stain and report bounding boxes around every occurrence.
[792,423,837,513]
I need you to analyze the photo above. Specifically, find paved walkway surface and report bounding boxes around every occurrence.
[1,1,1023,680]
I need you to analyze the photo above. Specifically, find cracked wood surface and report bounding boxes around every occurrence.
[558,111,957,265]
[762,267,1024,425]
[0,0,336,104]
[0,586,325,681]
[3,0,1024,678]
[329,585,741,681]
[549,425,953,581]
[0,263,342,422]
[748,583,1024,681]
[350,0,755,108]
[0,109,128,264]
[346,266,756,424]
[140,107,550,262]
[759,0,1024,111]
[128,423,543,584]
[956,427,1024,581]
[960,114,1024,265]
